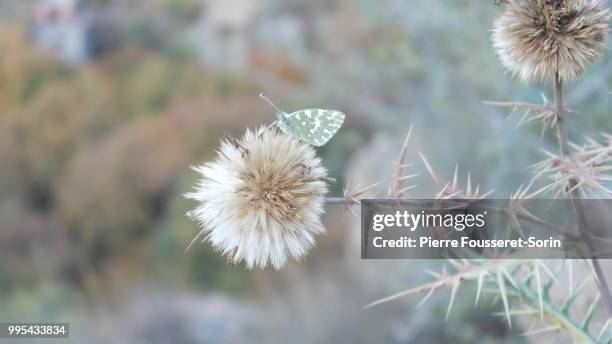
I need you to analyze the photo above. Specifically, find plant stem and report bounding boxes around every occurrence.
[554,76,612,316]
[514,275,598,343]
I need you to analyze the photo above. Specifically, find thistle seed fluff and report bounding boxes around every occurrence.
[493,0,610,83]
[185,127,328,270]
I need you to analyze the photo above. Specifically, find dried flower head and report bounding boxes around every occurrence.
[185,127,328,270]
[493,0,610,83]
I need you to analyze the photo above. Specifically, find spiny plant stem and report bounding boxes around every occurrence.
[554,76,612,316]
[513,275,598,343]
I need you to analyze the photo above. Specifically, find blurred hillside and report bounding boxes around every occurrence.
[0,0,610,342]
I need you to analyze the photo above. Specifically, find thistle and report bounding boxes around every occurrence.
[492,0,610,83]
[185,126,329,270]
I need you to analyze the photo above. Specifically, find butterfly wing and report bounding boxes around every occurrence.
[283,109,345,146]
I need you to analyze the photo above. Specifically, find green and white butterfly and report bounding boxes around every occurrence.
[259,93,345,147]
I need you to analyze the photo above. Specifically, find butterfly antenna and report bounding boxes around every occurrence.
[259,93,284,113]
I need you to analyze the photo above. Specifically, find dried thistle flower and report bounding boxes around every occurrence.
[493,0,610,83]
[185,127,328,270]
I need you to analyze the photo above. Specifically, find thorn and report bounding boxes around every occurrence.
[419,152,442,186]
[493,308,538,317]
[497,269,512,328]
[596,318,612,342]
[398,173,419,181]
[520,325,561,337]
[580,294,601,330]
[475,272,485,306]
[416,288,435,308]
[399,184,418,194]
[534,261,544,319]
[445,280,460,320]
[561,277,589,313]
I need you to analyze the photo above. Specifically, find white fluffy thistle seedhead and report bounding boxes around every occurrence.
[185,126,329,270]
[493,0,610,83]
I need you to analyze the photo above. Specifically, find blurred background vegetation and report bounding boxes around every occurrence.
[0,0,610,342]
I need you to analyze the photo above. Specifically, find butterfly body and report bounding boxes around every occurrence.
[275,108,345,147]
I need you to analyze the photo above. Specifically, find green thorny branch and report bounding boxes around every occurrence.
[365,259,612,343]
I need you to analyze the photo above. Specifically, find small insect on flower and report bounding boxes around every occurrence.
[492,0,610,83]
[185,126,330,270]
[259,93,345,147]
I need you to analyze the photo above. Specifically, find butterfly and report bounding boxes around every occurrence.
[259,93,345,147]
